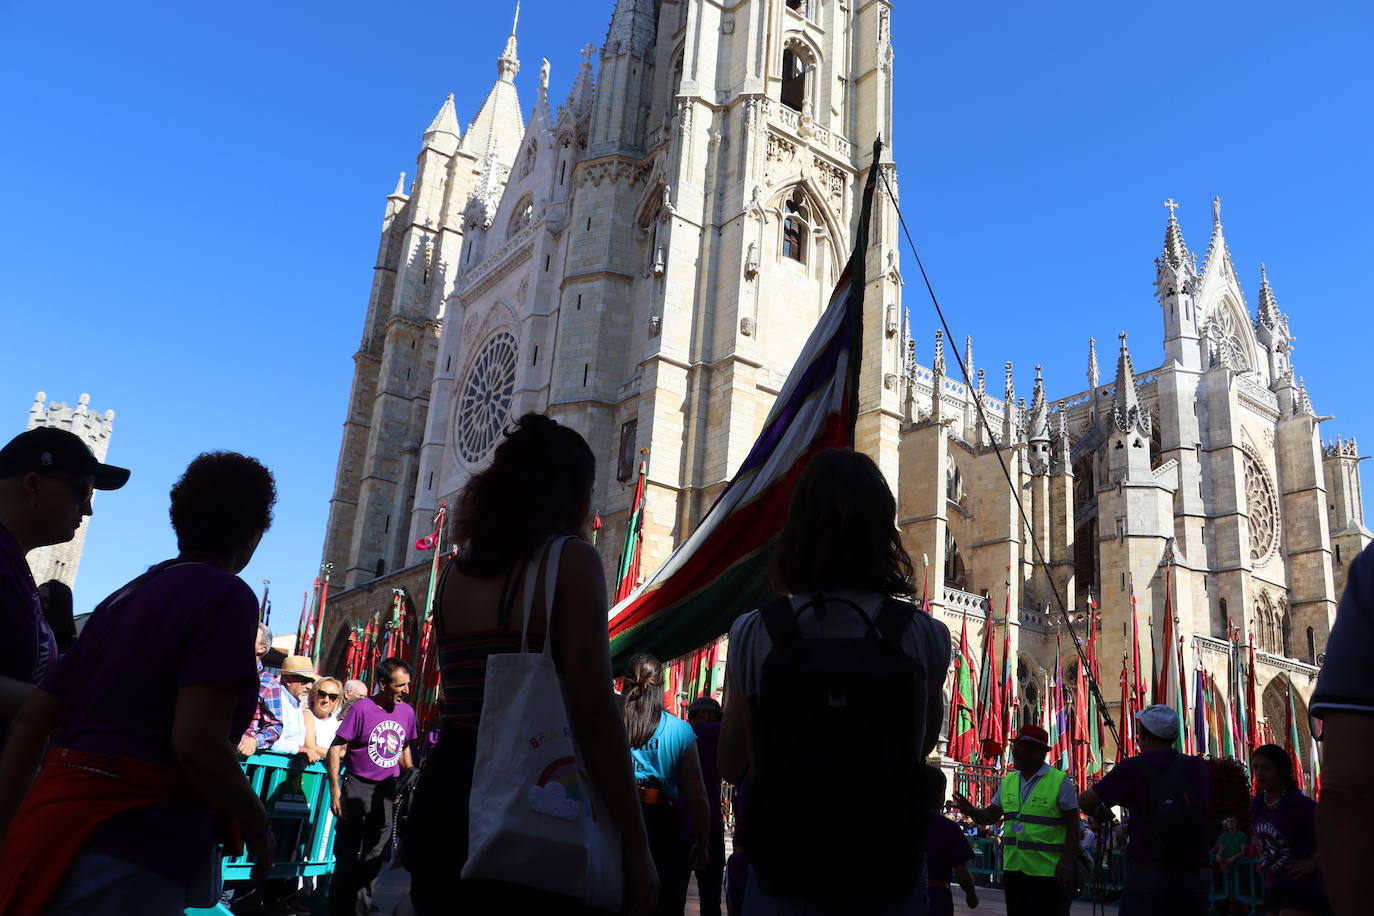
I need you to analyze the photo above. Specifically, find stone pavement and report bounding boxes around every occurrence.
[372,869,1108,915]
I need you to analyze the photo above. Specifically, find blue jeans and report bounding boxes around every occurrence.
[44,851,187,916]
[743,866,929,916]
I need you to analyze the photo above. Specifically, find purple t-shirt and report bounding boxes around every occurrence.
[335,696,416,781]
[678,720,723,836]
[0,521,57,751]
[927,812,975,883]
[1250,790,1323,895]
[41,559,260,880]
[1091,748,1210,864]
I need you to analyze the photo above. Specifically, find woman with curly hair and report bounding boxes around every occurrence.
[0,451,277,915]
[406,414,657,915]
[1250,743,1330,916]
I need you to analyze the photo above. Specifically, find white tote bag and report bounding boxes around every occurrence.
[462,536,623,910]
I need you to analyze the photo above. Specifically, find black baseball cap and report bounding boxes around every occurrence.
[0,427,131,490]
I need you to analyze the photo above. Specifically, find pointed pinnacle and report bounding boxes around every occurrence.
[933,330,946,375]
[1256,262,1280,329]
[1087,337,1100,389]
[425,93,460,137]
[390,171,407,197]
[1161,198,1189,267]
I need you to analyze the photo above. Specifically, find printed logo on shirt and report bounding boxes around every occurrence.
[367,720,406,768]
[1252,819,1290,871]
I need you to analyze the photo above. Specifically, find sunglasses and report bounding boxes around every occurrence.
[316,692,340,701]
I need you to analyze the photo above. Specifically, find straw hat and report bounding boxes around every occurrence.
[279,655,319,680]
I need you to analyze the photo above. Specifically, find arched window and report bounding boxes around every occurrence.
[781,47,806,112]
[1305,626,1316,664]
[508,196,534,239]
[946,455,964,504]
[782,189,809,263]
[1279,600,1293,658]
[944,528,966,590]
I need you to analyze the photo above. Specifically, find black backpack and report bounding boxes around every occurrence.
[748,594,926,900]
[1137,753,1210,867]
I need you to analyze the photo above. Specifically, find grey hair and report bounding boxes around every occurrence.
[257,623,272,644]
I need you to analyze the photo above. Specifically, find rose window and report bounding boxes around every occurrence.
[1244,449,1279,561]
[456,332,518,464]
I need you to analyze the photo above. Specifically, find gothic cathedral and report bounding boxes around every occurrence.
[318,0,1367,765]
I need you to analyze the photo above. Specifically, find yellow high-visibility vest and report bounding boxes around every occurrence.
[999,767,1068,877]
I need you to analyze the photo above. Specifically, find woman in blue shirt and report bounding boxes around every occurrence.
[623,654,710,915]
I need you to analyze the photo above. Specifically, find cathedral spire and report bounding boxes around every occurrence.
[498,2,521,82]
[933,330,946,376]
[1256,263,1280,329]
[1028,365,1051,443]
[963,335,974,380]
[1087,337,1099,389]
[1161,198,1190,267]
[461,17,526,164]
[1112,333,1151,436]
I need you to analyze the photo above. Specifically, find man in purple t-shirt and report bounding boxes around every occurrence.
[327,657,415,916]
[0,427,129,751]
[1079,705,1211,916]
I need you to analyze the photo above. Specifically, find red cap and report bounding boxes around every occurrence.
[1012,724,1051,751]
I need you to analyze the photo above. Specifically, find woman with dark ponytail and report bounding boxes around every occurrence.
[406,414,658,915]
[621,653,710,916]
[1249,743,1329,915]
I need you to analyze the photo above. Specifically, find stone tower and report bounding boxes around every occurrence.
[405,0,905,585]
[320,13,526,588]
[24,392,116,588]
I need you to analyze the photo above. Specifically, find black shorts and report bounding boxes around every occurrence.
[1261,881,1330,915]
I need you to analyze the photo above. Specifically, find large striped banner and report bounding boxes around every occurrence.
[607,139,883,668]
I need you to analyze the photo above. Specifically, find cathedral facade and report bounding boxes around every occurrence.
[317,0,1367,765]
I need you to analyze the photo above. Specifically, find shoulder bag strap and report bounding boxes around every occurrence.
[539,536,571,659]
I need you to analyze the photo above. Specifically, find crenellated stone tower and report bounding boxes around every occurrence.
[24,392,116,588]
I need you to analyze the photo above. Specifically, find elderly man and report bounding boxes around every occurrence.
[270,655,320,761]
[954,724,1080,916]
[238,624,283,756]
[341,678,368,715]
[0,427,128,752]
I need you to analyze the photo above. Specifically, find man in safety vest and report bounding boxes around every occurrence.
[953,724,1080,916]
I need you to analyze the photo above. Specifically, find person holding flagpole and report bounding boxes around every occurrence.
[954,723,1080,916]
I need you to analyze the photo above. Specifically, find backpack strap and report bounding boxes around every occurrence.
[760,596,802,649]
[873,598,916,650]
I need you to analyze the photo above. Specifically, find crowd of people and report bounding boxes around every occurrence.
[0,419,1370,916]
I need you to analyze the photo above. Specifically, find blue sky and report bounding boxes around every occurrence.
[2,1,1370,630]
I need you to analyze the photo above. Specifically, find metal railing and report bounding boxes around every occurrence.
[965,838,1266,912]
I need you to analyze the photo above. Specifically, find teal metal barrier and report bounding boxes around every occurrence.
[968,837,1265,913]
[186,751,337,915]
